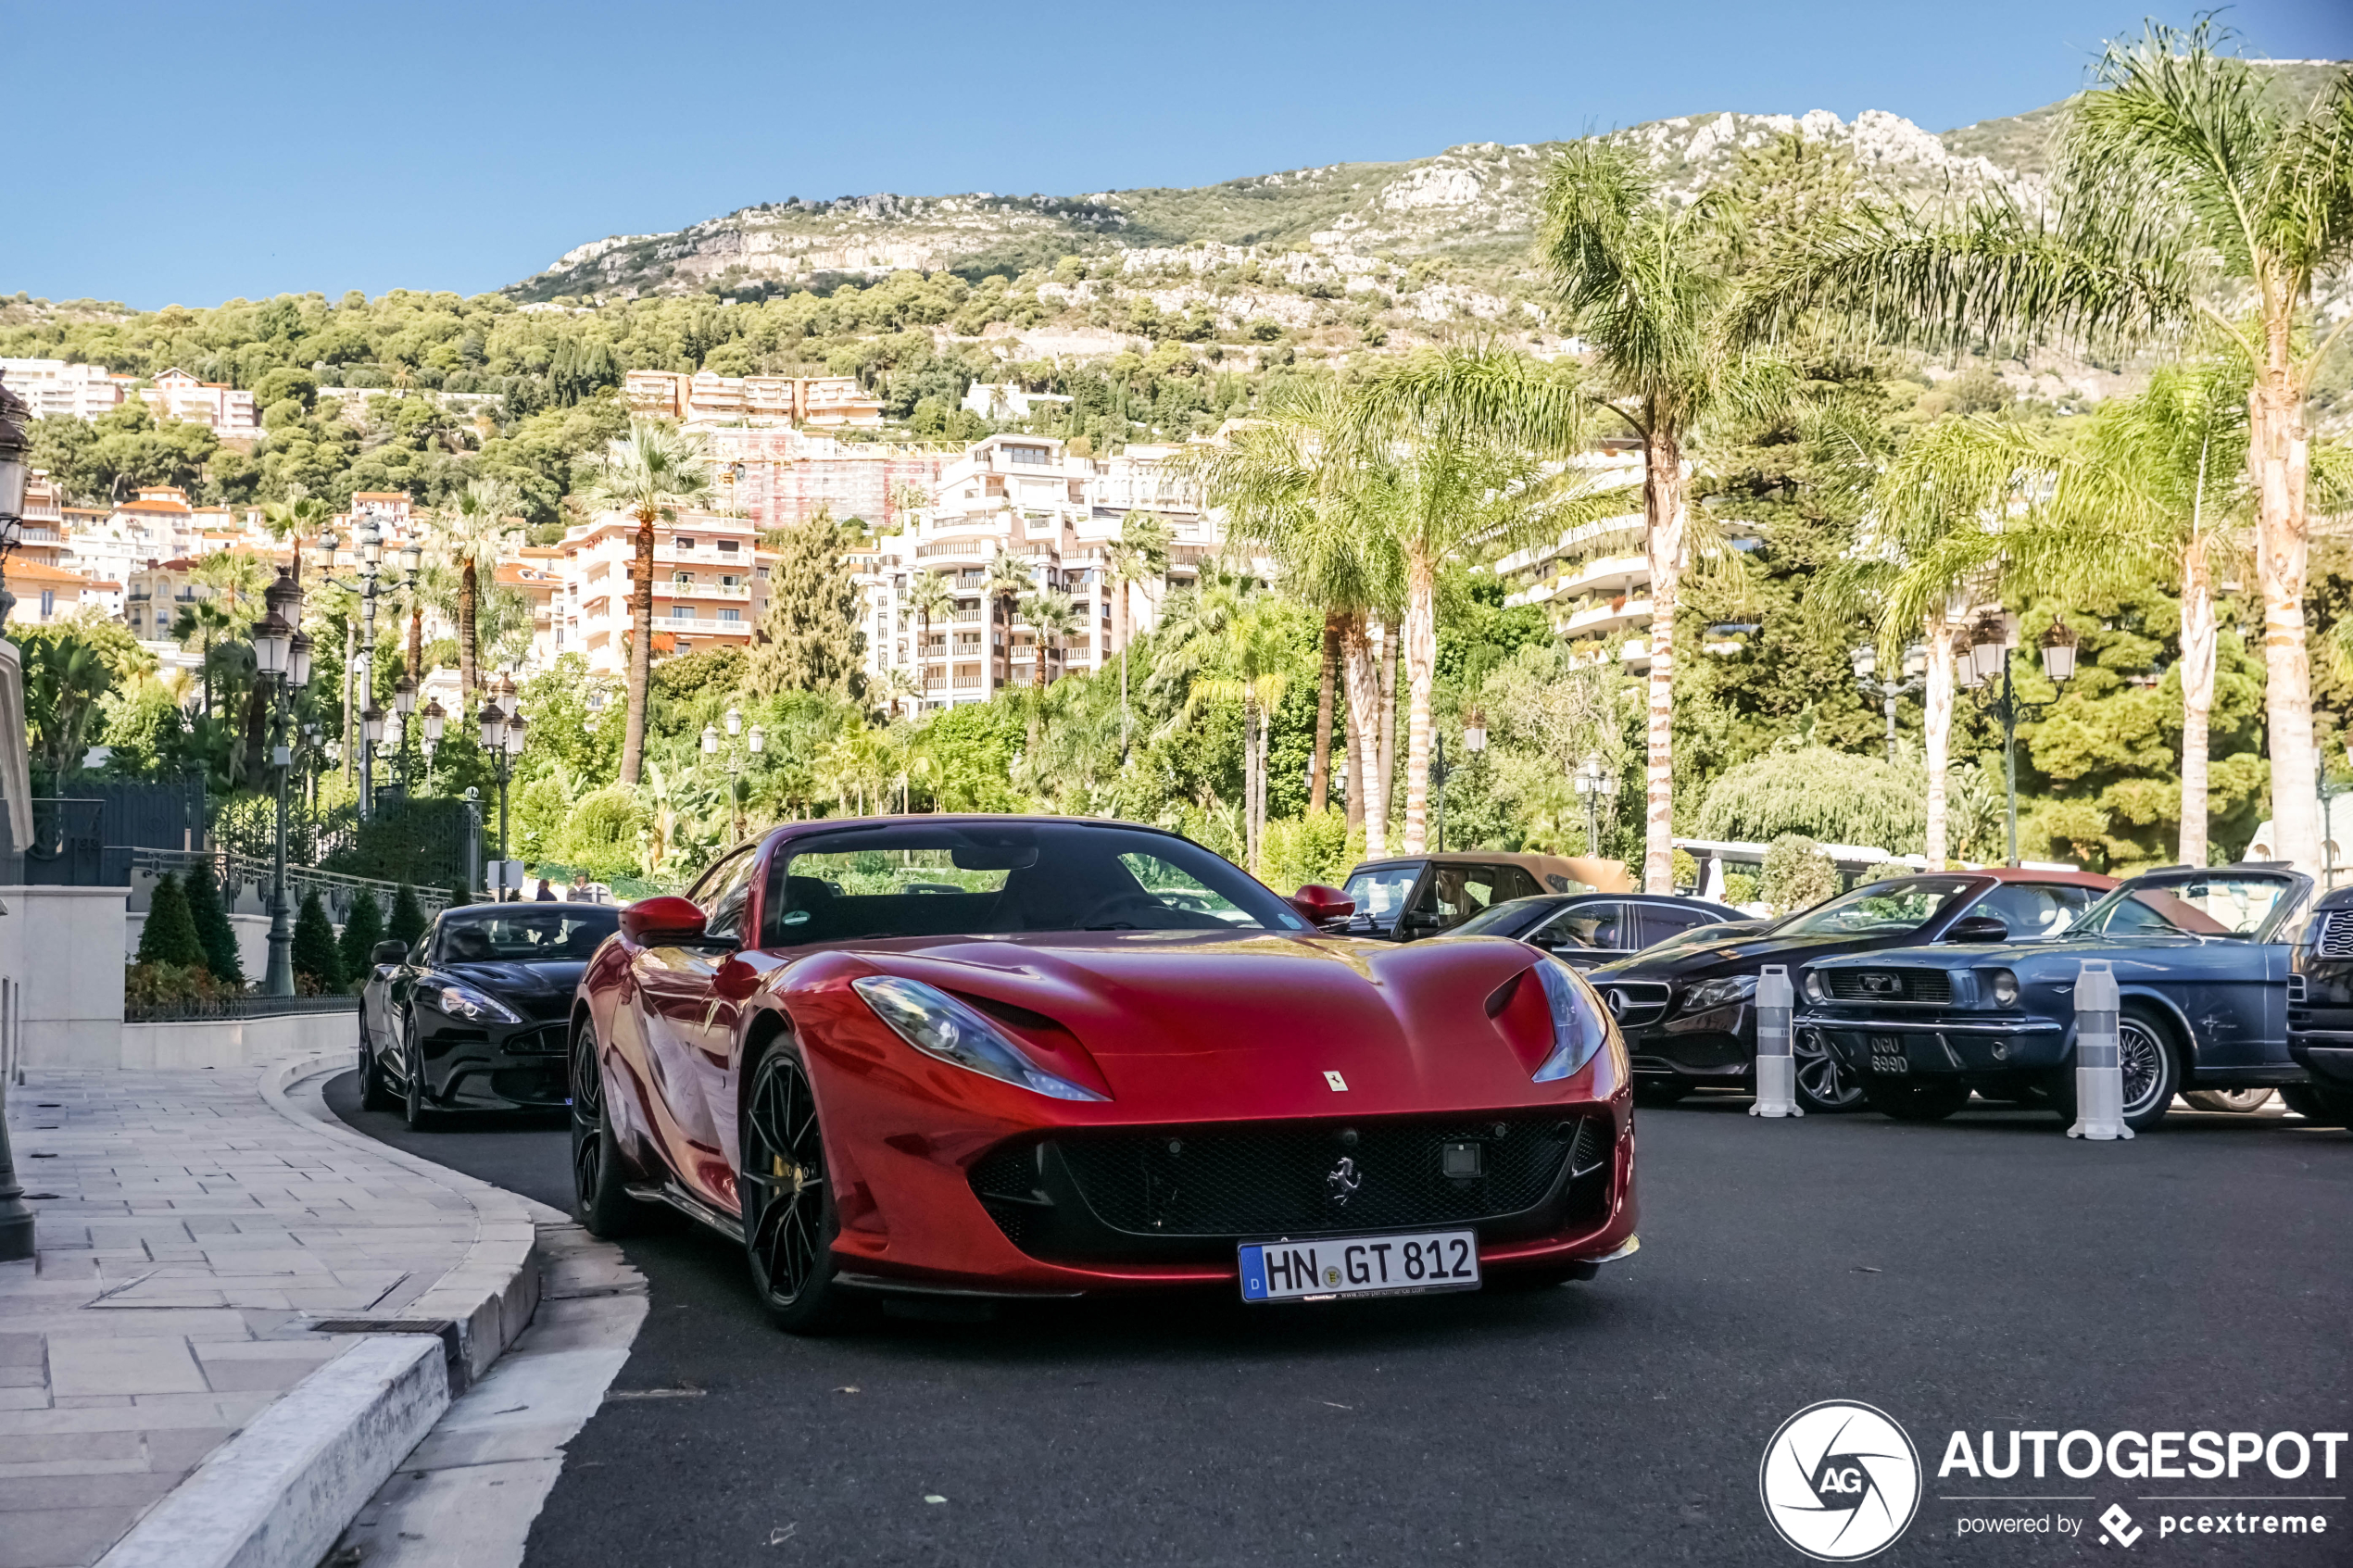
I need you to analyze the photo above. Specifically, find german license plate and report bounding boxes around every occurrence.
[1869,1034,1909,1074]
[1238,1230,1480,1302]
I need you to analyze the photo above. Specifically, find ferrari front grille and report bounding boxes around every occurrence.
[1825,968,1953,1003]
[1042,1115,1600,1240]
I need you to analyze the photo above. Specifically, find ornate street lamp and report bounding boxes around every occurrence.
[1850,642,1928,765]
[311,509,419,819]
[1574,755,1619,859]
[1969,614,2073,866]
[421,697,446,773]
[255,569,307,996]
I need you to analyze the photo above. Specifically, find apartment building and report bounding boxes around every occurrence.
[703,426,947,532]
[854,433,1222,711]
[623,369,883,429]
[960,382,1073,422]
[16,471,69,572]
[7,559,121,625]
[0,358,130,421]
[141,370,259,440]
[549,508,775,678]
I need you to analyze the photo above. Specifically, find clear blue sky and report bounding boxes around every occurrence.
[6,0,2347,310]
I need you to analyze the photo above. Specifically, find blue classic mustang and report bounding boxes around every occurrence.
[1796,865,2311,1132]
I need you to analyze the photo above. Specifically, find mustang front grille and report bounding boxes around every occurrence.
[971,1115,1609,1260]
[1825,968,1953,1003]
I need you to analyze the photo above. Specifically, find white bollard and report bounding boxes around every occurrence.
[2067,959,2133,1141]
[1751,965,1802,1117]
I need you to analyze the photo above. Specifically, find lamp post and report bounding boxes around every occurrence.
[254,568,309,996]
[1573,754,1618,859]
[479,692,527,898]
[1962,613,2077,867]
[1432,732,1450,853]
[1850,643,1929,766]
[391,674,418,790]
[2315,737,2353,891]
[420,697,445,785]
[306,511,420,820]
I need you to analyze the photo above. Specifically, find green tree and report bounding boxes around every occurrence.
[291,889,344,993]
[1102,512,1173,756]
[338,888,386,983]
[1743,26,2353,878]
[436,478,522,703]
[1696,744,1925,854]
[1758,834,1839,915]
[387,883,427,948]
[181,858,245,988]
[17,615,145,784]
[981,554,1035,697]
[135,873,207,969]
[750,507,865,697]
[582,419,712,785]
[904,571,952,701]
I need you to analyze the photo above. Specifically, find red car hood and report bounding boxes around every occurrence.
[820,930,1607,1119]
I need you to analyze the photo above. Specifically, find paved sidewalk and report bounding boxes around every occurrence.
[0,1062,486,1568]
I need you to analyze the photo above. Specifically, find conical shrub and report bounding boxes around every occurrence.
[387,883,427,948]
[136,873,207,970]
[182,858,245,988]
[338,888,385,983]
[291,889,344,994]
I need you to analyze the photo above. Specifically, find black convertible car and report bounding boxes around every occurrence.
[1440,893,1748,969]
[358,902,620,1127]
[2285,885,2353,1127]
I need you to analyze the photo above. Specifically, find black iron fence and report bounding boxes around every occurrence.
[124,992,361,1025]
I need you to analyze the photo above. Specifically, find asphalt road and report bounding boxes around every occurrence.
[326,1074,2353,1567]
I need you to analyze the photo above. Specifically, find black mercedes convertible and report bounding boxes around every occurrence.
[358,901,619,1128]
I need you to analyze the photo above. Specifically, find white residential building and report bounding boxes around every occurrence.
[547,508,775,679]
[0,358,130,421]
[140,370,258,439]
[960,383,1074,422]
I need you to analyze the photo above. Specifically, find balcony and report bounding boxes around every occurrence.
[658,616,752,634]
[656,580,752,600]
[1559,595,1654,640]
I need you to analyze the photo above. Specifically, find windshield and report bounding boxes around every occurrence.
[2073,876,2297,941]
[1340,864,1423,924]
[1642,919,1768,959]
[440,908,618,962]
[1773,877,1979,938]
[1450,897,1551,938]
[762,822,1303,944]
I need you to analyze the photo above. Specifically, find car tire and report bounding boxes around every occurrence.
[1794,1028,1867,1114]
[1631,1079,1691,1108]
[2281,1083,2353,1127]
[571,1018,652,1237]
[1863,1076,1970,1122]
[2046,1005,2181,1133]
[401,1022,440,1133]
[359,1009,397,1111]
[2183,1087,2274,1114]
[739,1041,861,1336]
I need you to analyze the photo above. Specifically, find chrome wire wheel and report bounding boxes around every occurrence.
[570,1025,604,1210]
[742,1051,831,1311]
[2119,1017,2171,1121]
[1794,1028,1865,1112]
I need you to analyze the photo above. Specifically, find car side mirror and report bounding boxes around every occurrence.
[1289,884,1354,924]
[371,939,409,966]
[622,896,709,947]
[1944,914,2010,944]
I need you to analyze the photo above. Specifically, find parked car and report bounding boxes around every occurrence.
[572,817,1637,1332]
[1800,864,2311,1132]
[2284,886,2353,1127]
[1330,851,1623,941]
[1440,893,1749,969]
[359,902,622,1128]
[1587,868,2117,1113]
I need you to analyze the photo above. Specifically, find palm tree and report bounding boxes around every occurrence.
[437,479,522,703]
[584,419,712,785]
[1151,576,1291,872]
[1103,511,1173,757]
[904,571,953,704]
[980,555,1033,694]
[1531,141,1795,890]
[1743,26,2353,876]
[1345,345,1597,858]
[877,666,923,721]
[1020,588,1083,692]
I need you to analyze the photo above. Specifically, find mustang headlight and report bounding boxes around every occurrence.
[1678,974,1757,1014]
[852,975,1108,1101]
[431,980,521,1024]
[1802,970,1826,1004]
[1983,968,2020,1006]
[1530,962,1610,1084]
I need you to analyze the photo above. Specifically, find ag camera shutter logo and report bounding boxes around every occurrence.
[1760,1400,1922,1561]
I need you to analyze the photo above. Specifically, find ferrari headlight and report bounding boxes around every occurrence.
[1530,961,1610,1084]
[1802,970,1827,1004]
[852,975,1108,1102]
[1678,974,1756,1014]
[432,980,521,1023]
[1983,968,2020,1007]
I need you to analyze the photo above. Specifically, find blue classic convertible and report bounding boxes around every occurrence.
[1796,865,2312,1132]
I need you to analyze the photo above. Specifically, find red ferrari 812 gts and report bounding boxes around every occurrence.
[569,816,1639,1331]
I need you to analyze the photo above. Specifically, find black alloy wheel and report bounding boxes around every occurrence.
[1863,1075,1971,1122]
[358,1008,397,1111]
[739,1045,856,1334]
[1793,1028,1867,1113]
[401,1021,438,1132]
[570,1019,648,1236]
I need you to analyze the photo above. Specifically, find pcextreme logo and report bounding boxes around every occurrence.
[1760,1400,1924,1562]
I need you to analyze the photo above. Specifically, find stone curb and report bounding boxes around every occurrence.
[94,1336,450,1568]
[92,1046,559,1568]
